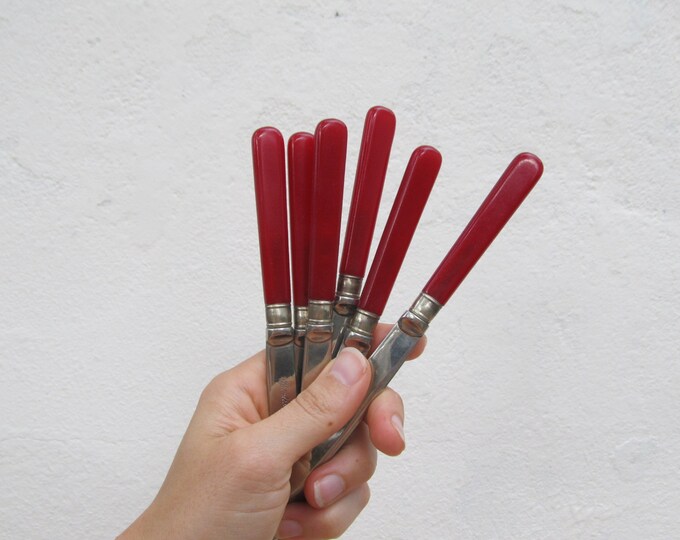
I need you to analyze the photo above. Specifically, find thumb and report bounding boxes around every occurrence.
[251,347,371,463]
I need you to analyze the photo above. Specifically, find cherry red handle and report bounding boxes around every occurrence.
[308,119,347,301]
[287,132,314,308]
[339,106,396,278]
[423,153,544,305]
[252,127,290,305]
[359,146,442,316]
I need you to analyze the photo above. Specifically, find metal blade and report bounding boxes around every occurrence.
[289,293,440,500]
[289,322,419,499]
[266,341,297,415]
[317,324,418,464]
[331,309,349,342]
[293,340,305,395]
[301,334,333,390]
[331,311,350,357]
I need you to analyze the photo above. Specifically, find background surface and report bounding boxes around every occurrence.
[1,1,679,538]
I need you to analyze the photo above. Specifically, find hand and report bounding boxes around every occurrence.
[119,324,425,540]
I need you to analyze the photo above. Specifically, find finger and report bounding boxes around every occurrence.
[302,423,377,509]
[248,347,372,464]
[371,322,427,359]
[276,484,371,539]
[198,350,269,424]
[364,387,405,456]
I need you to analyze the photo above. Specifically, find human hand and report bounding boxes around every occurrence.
[119,323,425,540]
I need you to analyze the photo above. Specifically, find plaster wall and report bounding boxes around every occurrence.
[1,1,679,538]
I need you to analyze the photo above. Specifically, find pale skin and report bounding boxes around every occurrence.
[119,324,426,540]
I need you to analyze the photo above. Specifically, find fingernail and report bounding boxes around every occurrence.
[392,414,405,445]
[330,348,366,386]
[314,473,346,507]
[277,520,303,538]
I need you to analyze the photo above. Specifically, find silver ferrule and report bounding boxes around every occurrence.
[333,274,363,316]
[294,306,308,344]
[398,293,442,337]
[343,309,379,355]
[265,303,294,346]
[306,300,333,342]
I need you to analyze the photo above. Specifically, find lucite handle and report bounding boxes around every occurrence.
[358,146,442,316]
[423,153,543,305]
[308,119,347,301]
[252,127,290,305]
[339,106,396,278]
[287,132,315,308]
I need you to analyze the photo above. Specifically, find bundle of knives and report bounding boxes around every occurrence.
[252,106,543,499]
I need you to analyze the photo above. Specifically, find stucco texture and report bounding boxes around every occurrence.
[1,1,679,538]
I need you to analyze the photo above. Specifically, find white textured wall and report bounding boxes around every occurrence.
[2,1,679,538]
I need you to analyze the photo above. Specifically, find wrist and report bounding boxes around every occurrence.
[118,501,177,540]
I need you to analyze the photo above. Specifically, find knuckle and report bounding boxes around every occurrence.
[294,387,334,425]
[199,372,229,405]
[199,377,219,403]
[367,387,403,424]
[351,425,378,477]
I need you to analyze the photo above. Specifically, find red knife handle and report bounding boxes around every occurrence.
[252,127,291,305]
[358,146,442,316]
[339,106,396,278]
[287,132,314,308]
[423,153,543,305]
[308,119,347,301]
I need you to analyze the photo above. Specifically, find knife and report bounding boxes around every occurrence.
[333,145,441,358]
[290,152,544,498]
[252,127,296,415]
[332,106,396,344]
[287,132,314,394]
[301,119,347,390]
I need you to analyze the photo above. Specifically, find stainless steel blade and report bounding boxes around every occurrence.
[301,333,332,390]
[293,340,304,394]
[321,324,418,461]
[265,304,296,415]
[290,323,419,499]
[293,305,308,395]
[300,300,334,390]
[266,341,297,415]
[289,293,441,500]
[333,308,377,359]
[330,314,349,358]
[331,309,349,346]
[331,274,362,350]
